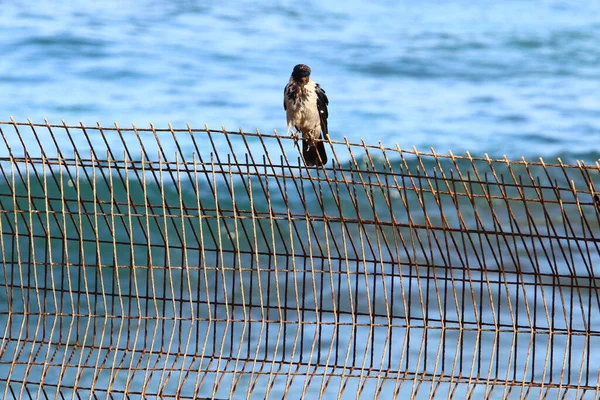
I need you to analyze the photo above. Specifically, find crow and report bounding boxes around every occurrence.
[283,64,329,166]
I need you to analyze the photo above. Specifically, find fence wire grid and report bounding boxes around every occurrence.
[0,119,599,399]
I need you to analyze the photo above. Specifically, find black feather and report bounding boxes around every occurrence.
[315,83,329,138]
[303,138,328,166]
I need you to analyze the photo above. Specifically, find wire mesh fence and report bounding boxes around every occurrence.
[0,119,598,399]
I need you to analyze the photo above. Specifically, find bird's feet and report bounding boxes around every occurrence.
[291,131,300,146]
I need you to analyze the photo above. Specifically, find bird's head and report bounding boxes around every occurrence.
[291,64,311,84]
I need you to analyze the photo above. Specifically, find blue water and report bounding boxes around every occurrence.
[2,0,600,162]
[1,1,600,398]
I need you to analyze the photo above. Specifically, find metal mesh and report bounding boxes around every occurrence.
[0,119,598,399]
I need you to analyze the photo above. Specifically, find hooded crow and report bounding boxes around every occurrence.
[283,64,329,166]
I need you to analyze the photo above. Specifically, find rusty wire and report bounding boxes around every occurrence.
[0,119,598,399]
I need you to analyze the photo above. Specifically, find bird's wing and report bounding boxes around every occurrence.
[283,83,290,111]
[315,83,329,138]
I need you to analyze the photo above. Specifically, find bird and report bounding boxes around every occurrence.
[283,64,329,166]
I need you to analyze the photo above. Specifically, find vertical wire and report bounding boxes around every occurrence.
[36,155,61,398]
[53,148,77,398]
[123,151,144,396]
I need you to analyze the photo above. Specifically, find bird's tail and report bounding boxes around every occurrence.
[303,139,328,166]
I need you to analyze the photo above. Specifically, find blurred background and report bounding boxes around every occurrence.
[1,2,600,398]
[1,0,599,161]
